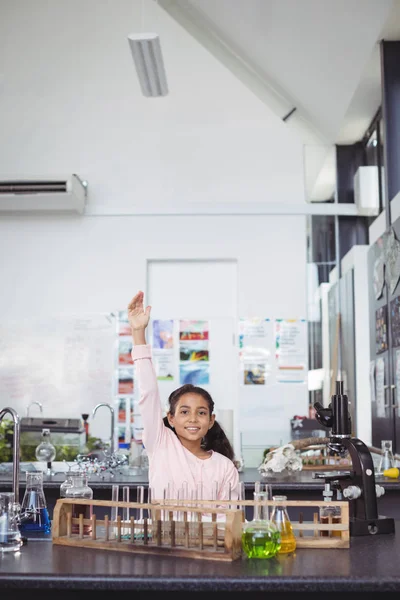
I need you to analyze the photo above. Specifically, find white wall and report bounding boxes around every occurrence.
[0,0,308,449]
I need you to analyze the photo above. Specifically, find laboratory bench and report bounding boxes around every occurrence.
[2,467,400,519]
[1,524,400,595]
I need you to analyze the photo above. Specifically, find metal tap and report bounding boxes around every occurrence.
[0,407,21,504]
[26,401,43,417]
[92,403,115,454]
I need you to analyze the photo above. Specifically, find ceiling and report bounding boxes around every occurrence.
[158,0,400,200]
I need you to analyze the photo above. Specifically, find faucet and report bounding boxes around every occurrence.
[0,407,20,505]
[26,401,43,417]
[92,403,115,454]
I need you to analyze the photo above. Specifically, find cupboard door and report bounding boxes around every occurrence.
[368,238,394,448]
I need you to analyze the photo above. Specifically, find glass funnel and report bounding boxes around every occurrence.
[242,490,280,559]
[20,471,51,535]
[0,492,23,552]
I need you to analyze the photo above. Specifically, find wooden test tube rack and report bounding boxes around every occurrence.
[52,497,350,562]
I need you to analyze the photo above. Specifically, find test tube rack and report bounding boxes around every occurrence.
[52,497,350,562]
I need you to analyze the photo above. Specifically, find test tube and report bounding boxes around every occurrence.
[111,484,119,537]
[122,486,130,536]
[238,481,246,522]
[137,485,144,522]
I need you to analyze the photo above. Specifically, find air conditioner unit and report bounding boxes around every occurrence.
[354,166,379,216]
[0,174,87,214]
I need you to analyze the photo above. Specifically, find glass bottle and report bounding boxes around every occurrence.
[64,473,93,534]
[270,495,297,554]
[0,492,23,552]
[35,428,56,475]
[20,471,51,535]
[60,469,74,498]
[377,440,395,474]
[319,484,341,537]
[242,491,280,559]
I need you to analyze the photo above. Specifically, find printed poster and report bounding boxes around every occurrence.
[369,360,376,405]
[375,305,388,354]
[179,320,209,385]
[395,350,400,419]
[152,319,174,349]
[118,339,133,365]
[274,318,307,383]
[152,319,175,381]
[375,357,385,418]
[390,296,400,348]
[238,318,272,386]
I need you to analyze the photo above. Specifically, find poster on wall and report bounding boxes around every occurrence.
[390,296,400,348]
[395,350,400,419]
[369,360,376,404]
[375,357,385,418]
[274,318,307,383]
[375,305,388,354]
[118,339,133,365]
[238,318,272,385]
[152,319,174,349]
[179,320,209,385]
[383,227,400,295]
[152,319,175,381]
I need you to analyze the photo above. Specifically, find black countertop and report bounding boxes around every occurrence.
[1,525,400,593]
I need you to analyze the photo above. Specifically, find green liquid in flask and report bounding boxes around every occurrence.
[242,526,280,559]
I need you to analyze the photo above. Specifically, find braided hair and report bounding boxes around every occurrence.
[162,384,235,461]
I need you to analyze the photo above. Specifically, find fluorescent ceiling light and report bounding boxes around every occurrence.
[127,32,168,97]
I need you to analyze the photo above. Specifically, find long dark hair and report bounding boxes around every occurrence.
[162,384,235,461]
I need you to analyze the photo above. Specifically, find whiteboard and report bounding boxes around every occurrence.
[0,314,115,437]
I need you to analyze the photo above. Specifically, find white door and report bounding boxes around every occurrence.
[146,259,240,456]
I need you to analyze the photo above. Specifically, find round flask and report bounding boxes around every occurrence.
[242,491,280,559]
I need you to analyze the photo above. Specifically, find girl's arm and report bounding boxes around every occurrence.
[128,292,164,454]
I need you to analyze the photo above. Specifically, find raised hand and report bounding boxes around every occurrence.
[127,291,151,331]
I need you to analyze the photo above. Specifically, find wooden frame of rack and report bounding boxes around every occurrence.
[52,497,350,562]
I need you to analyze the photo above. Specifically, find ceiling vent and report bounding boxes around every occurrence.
[0,174,87,214]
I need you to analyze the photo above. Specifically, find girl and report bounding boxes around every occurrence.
[128,291,239,502]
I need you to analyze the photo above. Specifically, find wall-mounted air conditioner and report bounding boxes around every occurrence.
[0,174,87,214]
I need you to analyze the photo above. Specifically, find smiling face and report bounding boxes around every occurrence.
[167,392,215,446]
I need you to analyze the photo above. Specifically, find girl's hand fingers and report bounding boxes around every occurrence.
[128,291,143,311]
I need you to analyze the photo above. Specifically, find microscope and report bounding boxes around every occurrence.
[314,381,395,536]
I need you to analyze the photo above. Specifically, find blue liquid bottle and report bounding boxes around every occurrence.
[20,471,51,535]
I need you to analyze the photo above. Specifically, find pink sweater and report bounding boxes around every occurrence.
[131,344,239,502]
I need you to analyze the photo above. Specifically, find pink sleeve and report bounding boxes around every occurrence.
[131,344,165,455]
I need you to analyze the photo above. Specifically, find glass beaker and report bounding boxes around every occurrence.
[64,473,93,534]
[242,490,280,559]
[20,471,51,535]
[270,495,296,554]
[377,440,395,474]
[0,492,23,552]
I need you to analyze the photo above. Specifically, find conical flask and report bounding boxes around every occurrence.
[20,471,51,534]
[377,440,395,474]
